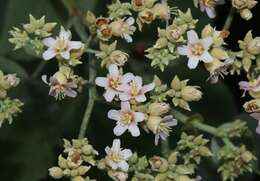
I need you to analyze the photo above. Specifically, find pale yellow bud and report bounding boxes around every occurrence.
[97,24,112,41]
[248,37,260,55]
[77,166,91,175]
[201,24,214,38]
[148,103,170,116]
[240,8,253,20]
[232,0,248,10]
[170,76,182,90]
[146,116,162,134]
[53,72,68,85]
[138,8,155,24]
[85,11,96,25]
[109,50,129,66]
[48,167,64,179]
[131,0,146,11]
[72,176,85,181]
[82,145,93,155]
[154,37,168,48]
[149,156,168,172]
[152,3,170,20]
[58,155,68,168]
[181,86,202,102]
[110,20,124,37]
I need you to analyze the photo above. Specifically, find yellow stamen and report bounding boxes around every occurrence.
[191,43,204,56]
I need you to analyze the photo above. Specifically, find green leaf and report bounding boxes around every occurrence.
[0,56,28,78]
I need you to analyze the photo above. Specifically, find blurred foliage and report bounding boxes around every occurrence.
[0,0,260,181]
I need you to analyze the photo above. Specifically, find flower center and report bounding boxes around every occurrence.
[110,152,122,162]
[142,12,154,22]
[191,43,205,56]
[130,81,140,96]
[135,0,144,6]
[101,28,112,38]
[71,151,81,164]
[121,112,134,125]
[245,102,259,112]
[109,78,121,90]
[56,39,69,52]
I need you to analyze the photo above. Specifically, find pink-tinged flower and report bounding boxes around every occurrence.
[42,75,77,100]
[95,64,134,102]
[119,76,155,102]
[249,113,260,134]
[177,30,213,69]
[198,0,225,18]
[239,77,260,97]
[42,26,84,60]
[108,101,144,137]
[105,139,132,172]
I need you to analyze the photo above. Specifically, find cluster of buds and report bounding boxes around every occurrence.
[232,0,257,20]
[146,9,198,71]
[9,15,56,54]
[167,76,202,111]
[129,133,210,180]
[132,0,175,30]
[96,41,129,68]
[217,145,256,181]
[49,138,98,181]
[237,31,260,72]
[0,70,20,99]
[218,119,247,138]
[42,66,86,100]
[86,11,136,43]
[0,70,23,127]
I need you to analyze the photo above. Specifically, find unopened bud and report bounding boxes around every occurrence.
[48,167,64,179]
[181,86,202,102]
[240,8,253,20]
[148,102,170,116]
[149,156,168,172]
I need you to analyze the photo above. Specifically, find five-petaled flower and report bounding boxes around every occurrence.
[105,139,132,172]
[95,64,134,102]
[177,30,213,69]
[42,26,84,60]
[119,76,155,102]
[108,101,144,137]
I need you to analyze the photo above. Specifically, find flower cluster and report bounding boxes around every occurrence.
[49,138,98,181]
[0,70,23,127]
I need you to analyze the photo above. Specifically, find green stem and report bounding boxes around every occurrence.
[78,57,97,139]
[161,138,170,157]
[85,48,100,54]
[172,109,220,137]
[31,61,46,79]
[223,7,235,31]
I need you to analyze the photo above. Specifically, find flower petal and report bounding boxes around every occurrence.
[112,139,121,151]
[205,7,216,18]
[250,113,260,120]
[201,52,213,63]
[135,94,147,102]
[121,149,132,159]
[69,41,83,49]
[95,77,107,87]
[105,146,111,155]
[126,17,135,25]
[187,57,200,69]
[177,46,190,55]
[201,37,213,50]
[134,112,144,122]
[42,37,56,47]
[121,101,131,112]
[59,26,71,40]
[118,161,129,172]
[42,49,56,60]
[187,30,199,44]
[123,33,133,43]
[119,92,131,101]
[133,76,143,87]
[108,110,121,121]
[114,124,128,136]
[122,73,134,84]
[60,51,70,59]
[142,83,155,93]
[108,64,119,77]
[41,75,49,84]
[128,124,140,137]
[104,90,116,102]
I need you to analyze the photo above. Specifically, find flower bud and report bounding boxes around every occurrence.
[53,72,67,85]
[170,76,182,90]
[152,3,170,20]
[5,74,20,87]
[109,50,129,67]
[240,8,253,20]
[97,24,112,41]
[71,176,85,181]
[232,0,248,10]
[243,99,260,112]
[154,37,168,49]
[86,11,96,25]
[77,166,91,175]
[241,151,254,162]
[149,156,168,172]
[247,37,260,55]
[148,102,170,116]
[146,116,162,134]
[201,24,214,38]
[132,0,146,11]
[109,20,126,37]
[181,86,202,102]
[48,167,64,179]
[58,155,68,168]
[82,145,93,155]
[108,170,128,181]
[138,8,155,24]
[168,152,178,164]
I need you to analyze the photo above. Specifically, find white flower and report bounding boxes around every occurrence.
[119,76,155,102]
[95,64,134,102]
[177,30,213,69]
[198,0,225,18]
[105,139,132,172]
[108,101,144,137]
[110,17,136,43]
[42,26,84,60]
